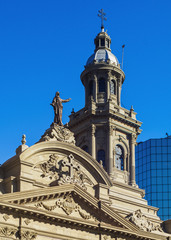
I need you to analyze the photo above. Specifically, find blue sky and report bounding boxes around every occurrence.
[0,0,171,162]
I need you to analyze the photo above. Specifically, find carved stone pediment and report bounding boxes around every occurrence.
[34,193,96,221]
[34,154,93,190]
[0,185,142,236]
[39,123,75,145]
[126,209,163,233]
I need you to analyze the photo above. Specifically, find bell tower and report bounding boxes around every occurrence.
[68,12,142,187]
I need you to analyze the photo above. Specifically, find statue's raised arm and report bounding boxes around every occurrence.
[51,91,71,126]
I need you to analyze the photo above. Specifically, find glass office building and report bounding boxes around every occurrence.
[135,136,171,221]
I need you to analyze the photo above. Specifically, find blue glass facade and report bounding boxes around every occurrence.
[135,136,171,221]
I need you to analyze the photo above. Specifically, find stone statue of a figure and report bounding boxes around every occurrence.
[51,92,71,126]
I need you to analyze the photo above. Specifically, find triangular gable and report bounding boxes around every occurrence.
[0,184,139,233]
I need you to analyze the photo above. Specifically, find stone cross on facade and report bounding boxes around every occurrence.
[62,154,80,178]
[98,9,107,29]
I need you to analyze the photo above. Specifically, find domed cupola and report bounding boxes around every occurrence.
[81,10,125,107]
[86,31,119,66]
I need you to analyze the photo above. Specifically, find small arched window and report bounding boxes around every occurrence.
[96,40,99,49]
[101,38,105,46]
[82,145,88,153]
[89,80,93,96]
[98,78,106,92]
[97,149,106,167]
[110,80,116,95]
[115,145,124,170]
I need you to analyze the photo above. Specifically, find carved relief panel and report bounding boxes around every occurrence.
[34,154,94,191]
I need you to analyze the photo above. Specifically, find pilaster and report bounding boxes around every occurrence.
[92,74,97,102]
[90,124,96,159]
[130,133,137,186]
[106,123,113,176]
[106,70,111,101]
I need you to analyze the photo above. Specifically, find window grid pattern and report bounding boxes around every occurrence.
[135,138,171,221]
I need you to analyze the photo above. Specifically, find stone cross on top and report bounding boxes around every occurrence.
[98,9,107,30]
[62,154,80,178]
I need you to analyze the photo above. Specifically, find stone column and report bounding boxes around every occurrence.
[90,124,96,159]
[124,153,127,171]
[107,79,110,100]
[93,74,97,102]
[130,133,137,186]
[107,124,113,176]
[117,76,122,106]
[106,71,111,101]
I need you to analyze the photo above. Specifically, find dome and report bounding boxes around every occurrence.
[86,49,119,66]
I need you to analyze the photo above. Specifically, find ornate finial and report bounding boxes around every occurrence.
[16,134,28,155]
[98,9,107,31]
[130,105,134,111]
[21,134,26,145]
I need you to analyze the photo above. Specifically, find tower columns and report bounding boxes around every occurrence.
[107,124,113,176]
[93,74,97,102]
[106,70,111,101]
[130,133,137,186]
[117,77,121,106]
[90,124,96,159]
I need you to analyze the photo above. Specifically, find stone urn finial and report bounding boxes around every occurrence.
[16,134,29,155]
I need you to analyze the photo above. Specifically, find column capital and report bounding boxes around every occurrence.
[90,124,96,136]
[105,124,113,136]
[131,133,137,143]
[113,75,117,81]
[92,74,97,81]
[105,70,112,80]
[117,77,121,87]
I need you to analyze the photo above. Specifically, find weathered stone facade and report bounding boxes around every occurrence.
[0,22,170,240]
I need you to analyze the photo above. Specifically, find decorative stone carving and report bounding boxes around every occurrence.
[20,230,37,240]
[118,135,126,142]
[3,214,9,221]
[35,154,59,180]
[35,193,94,220]
[103,235,112,240]
[131,133,137,144]
[35,154,93,190]
[126,209,163,232]
[24,219,31,225]
[39,123,75,145]
[0,227,17,237]
[36,201,57,212]
[56,194,79,215]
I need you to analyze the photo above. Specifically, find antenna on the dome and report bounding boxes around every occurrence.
[98,9,107,32]
[121,44,125,69]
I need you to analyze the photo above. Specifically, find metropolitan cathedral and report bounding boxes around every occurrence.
[0,10,170,240]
